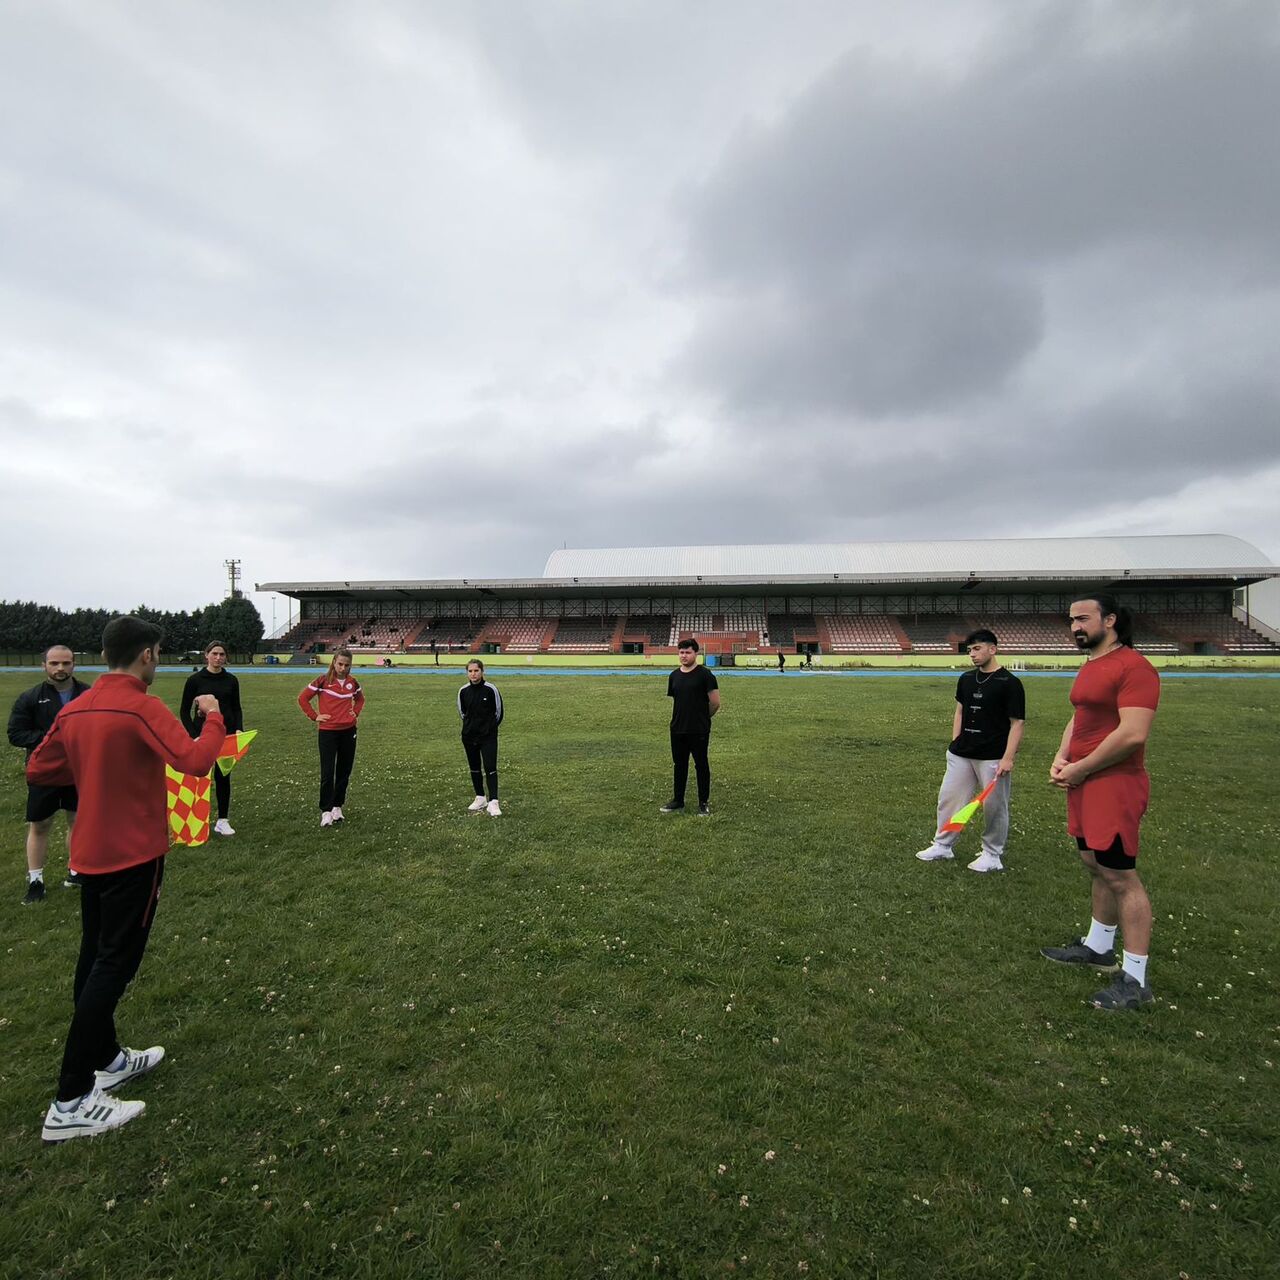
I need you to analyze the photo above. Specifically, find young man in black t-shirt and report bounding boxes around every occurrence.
[660,638,721,816]
[915,629,1025,872]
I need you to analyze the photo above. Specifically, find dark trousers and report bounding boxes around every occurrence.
[318,727,357,810]
[463,734,499,799]
[671,730,711,806]
[57,856,165,1100]
[213,767,231,820]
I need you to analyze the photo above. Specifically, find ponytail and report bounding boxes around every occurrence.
[326,646,354,680]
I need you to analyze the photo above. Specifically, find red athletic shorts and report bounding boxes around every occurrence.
[1067,768,1150,860]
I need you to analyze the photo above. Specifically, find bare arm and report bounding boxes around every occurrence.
[952,704,963,742]
[709,690,721,717]
[997,718,1024,776]
[1053,707,1155,788]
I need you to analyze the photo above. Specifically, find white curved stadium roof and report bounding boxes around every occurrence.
[543,535,1274,581]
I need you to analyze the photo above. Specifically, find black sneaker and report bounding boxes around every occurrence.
[63,871,82,889]
[1091,971,1153,1011]
[1040,937,1116,967]
[658,799,685,814]
[23,879,46,906]
[696,803,711,817]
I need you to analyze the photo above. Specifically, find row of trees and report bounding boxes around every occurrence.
[0,596,265,657]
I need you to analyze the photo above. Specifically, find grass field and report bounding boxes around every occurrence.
[1,670,1278,1279]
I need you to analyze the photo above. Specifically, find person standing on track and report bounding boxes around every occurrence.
[298,648,364,827]
[29,615,225,1142]
[660,638,720,817]
[915,629,1025,873]
[1042,594,1161,1011]
[458,658,503,817]
[8,645,91,904]
[180,641,243,838]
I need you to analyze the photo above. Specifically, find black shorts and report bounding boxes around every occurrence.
[1077,835,1136,872]
[27,784,78,823]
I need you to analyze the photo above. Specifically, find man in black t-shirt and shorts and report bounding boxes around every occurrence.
[660,638,721,817]
[915,629,1025,872]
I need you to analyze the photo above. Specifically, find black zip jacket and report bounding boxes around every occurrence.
[457,679,504,742]
[180,668,244,736]
[8,678,91,758]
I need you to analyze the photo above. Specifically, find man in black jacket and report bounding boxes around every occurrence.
[7,645,90,904]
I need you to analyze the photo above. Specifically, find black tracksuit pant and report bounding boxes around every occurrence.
[670,730,711,806]
[213,767,231,820]
[318,727,357,810]
[58,856,165,1100]
[463,734,499,800]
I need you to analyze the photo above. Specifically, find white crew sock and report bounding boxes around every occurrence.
[1121,951,1148,986]
[1084,918,1117,954]
[29,869,44,883]
[54,1094,86,1113]
[104,1049,127,1072]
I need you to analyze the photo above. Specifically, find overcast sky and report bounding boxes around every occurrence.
[2,0,1277,629]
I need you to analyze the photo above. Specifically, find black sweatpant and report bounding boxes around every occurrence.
[57,856,165,1101]
[463,734,499,800]
[213,768,231,820]
[670,730,711,806]
[318,727,357,810]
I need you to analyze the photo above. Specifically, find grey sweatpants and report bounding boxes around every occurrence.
[932,750,1012,858]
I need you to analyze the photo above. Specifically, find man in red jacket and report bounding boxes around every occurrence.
[28,616,225,1143]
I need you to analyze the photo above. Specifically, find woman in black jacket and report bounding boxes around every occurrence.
[457,659,503,817]
[180,641,243,836]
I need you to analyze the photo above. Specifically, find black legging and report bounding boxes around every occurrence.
[318,728,357,810]
[213,768,231,820]
[670,730,711,806]
[463,734,499,800]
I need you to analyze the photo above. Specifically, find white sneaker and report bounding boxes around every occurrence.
[213,819,235,837]
[467,795,488,813]
[41,1085,145,1144]
[486,799,502,817]
[915,845,954,861]
[330,807,344,824]
[967,852,1005,873]
[320,812,333,828]
[96,1045,165,1092]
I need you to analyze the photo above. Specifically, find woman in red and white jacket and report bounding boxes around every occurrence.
[298,648,365,827]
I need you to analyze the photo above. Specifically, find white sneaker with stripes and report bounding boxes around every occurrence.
[96,1045,165,1093]
[41,1086,145,1144]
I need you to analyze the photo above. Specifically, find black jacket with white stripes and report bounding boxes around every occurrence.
[457,679,503,743]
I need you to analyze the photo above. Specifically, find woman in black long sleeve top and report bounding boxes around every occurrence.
[180,641,243,836]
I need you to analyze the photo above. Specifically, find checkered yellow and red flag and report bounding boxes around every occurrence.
[215,729,258,776]
[165,765,212,847]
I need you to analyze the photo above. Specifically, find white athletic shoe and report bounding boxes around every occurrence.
[41,1085,145,1144]
[487,799,502,817]
[330,807,344,824]
[320,812,333,828]
[467,795,488,813]
[915,845,954,862]
[967,852,1005,873]
[213,819,235,837]
[96,1045,165,1093]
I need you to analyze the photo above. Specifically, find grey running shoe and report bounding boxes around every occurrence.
[658,800,685,814]
[23,879,46,905]
[1040,937,1116,967]
[1091,971,1154,1011]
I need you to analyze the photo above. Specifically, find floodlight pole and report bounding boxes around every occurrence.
[224,558,242,599]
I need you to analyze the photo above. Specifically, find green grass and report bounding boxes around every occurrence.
[1,670,1277,1279]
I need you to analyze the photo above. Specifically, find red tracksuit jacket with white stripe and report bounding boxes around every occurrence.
[26,672,225,875]
[298,672,365,729]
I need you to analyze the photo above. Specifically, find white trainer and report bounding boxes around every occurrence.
[486,799,502,817]
[96,1045,165,1092]
[330,806,344,824]
[467,795,488,813]
[213,819,235,837]
[320,812,333,828]
[967,852,1005,873]
[41,1086,145,1144]
[915,846,954,862]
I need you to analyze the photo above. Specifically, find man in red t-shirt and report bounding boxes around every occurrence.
[28,616,225,1142]
[1042,595,1160,1011]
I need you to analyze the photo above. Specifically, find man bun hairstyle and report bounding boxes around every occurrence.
[963,629,998,649]
[678,637,700,652]
[1079,592,1134,647]
[102,615,163,670]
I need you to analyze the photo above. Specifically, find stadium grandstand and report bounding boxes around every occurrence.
[258,534,1280,662]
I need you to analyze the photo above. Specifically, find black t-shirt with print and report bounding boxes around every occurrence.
[667,664,719,735]
[949,667,1025,759]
